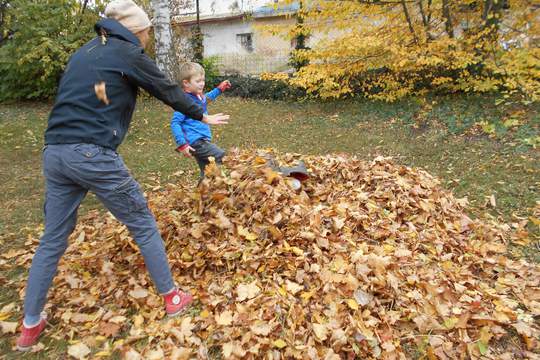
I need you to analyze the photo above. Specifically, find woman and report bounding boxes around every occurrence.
[16,0,228,350]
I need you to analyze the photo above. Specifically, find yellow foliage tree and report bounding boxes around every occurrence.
[261,0,540,101]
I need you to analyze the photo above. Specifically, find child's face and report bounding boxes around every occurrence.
[183,74,205,95]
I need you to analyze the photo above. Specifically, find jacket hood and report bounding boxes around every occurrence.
[94,18,141,47]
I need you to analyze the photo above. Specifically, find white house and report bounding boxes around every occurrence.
[172,3,300,75]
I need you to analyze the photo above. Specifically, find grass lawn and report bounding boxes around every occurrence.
[0,94,538,357]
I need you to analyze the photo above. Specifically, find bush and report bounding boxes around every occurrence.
[208,75,305,101]
[201,56,220,91]
[0,0,102,101]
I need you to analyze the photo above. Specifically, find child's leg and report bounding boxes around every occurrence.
[192,140,226,180]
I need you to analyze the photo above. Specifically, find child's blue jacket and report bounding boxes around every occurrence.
[170,88,222,147]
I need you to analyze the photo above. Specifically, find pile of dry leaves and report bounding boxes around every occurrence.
[1,149,539,359]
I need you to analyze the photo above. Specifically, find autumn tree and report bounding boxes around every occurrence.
[263,0,540,101]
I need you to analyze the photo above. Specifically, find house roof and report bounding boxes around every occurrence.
[172,13,246,26]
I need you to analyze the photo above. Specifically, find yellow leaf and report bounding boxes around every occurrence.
[273,339,287,349]
[133,314,144,328]
[94,351,111,357]
[300,289,316,303]
[290,246,304,256]
[443,317,458,329]
[346,299,359,310]
[237,226,258,240]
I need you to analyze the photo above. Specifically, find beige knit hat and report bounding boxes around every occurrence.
[104,0,152,34]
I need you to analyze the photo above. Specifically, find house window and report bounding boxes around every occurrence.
[236,33,253,52]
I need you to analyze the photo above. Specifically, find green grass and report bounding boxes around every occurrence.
[0,94,538,357]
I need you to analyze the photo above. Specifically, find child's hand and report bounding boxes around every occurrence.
[217,80,232,92]
[176,144,195,158]
[203,113,229,125]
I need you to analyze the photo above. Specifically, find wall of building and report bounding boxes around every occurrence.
[195,19,251,56]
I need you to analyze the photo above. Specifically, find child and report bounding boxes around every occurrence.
[171,62,231,180]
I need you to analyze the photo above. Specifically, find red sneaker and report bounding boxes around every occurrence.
[163,289,193,317]
[16,317,47,351]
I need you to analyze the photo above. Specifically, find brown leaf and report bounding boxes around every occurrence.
[94,81,110,105]
[98,321,121,337]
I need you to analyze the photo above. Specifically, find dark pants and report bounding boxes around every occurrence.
[24,144,175,320]
[191,139,226,179]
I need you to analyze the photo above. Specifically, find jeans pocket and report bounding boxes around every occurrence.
[73,143,101,159]
[113,177,147,213]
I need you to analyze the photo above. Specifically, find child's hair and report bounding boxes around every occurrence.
[176,62,205,84]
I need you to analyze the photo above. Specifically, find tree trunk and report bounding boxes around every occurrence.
[193,0,203,62]
[0,1,9,45]
[441,0,454,38]
[417,0,433,40]
[400,0,418,44]
[151,0,174,78]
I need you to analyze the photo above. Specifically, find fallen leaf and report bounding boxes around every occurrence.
[98,321,121,337]
[67,342,91,359]
[123,348,143,360]
[236,281,261,301]
[0,321,17,334]
[108,315,127,324]
[313,323,328,341]
[489,194,497,208]
[215,311,233,326]
[250,320,272,336]
[346,299,359,310]
[94,81,110,105]
[146,347,164,360]
[273,339,287,349]
[71,313,91,323]
[354,289,373,306]
[129,288,149,299]
[170,347,192,360]
[286,280,303,295]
